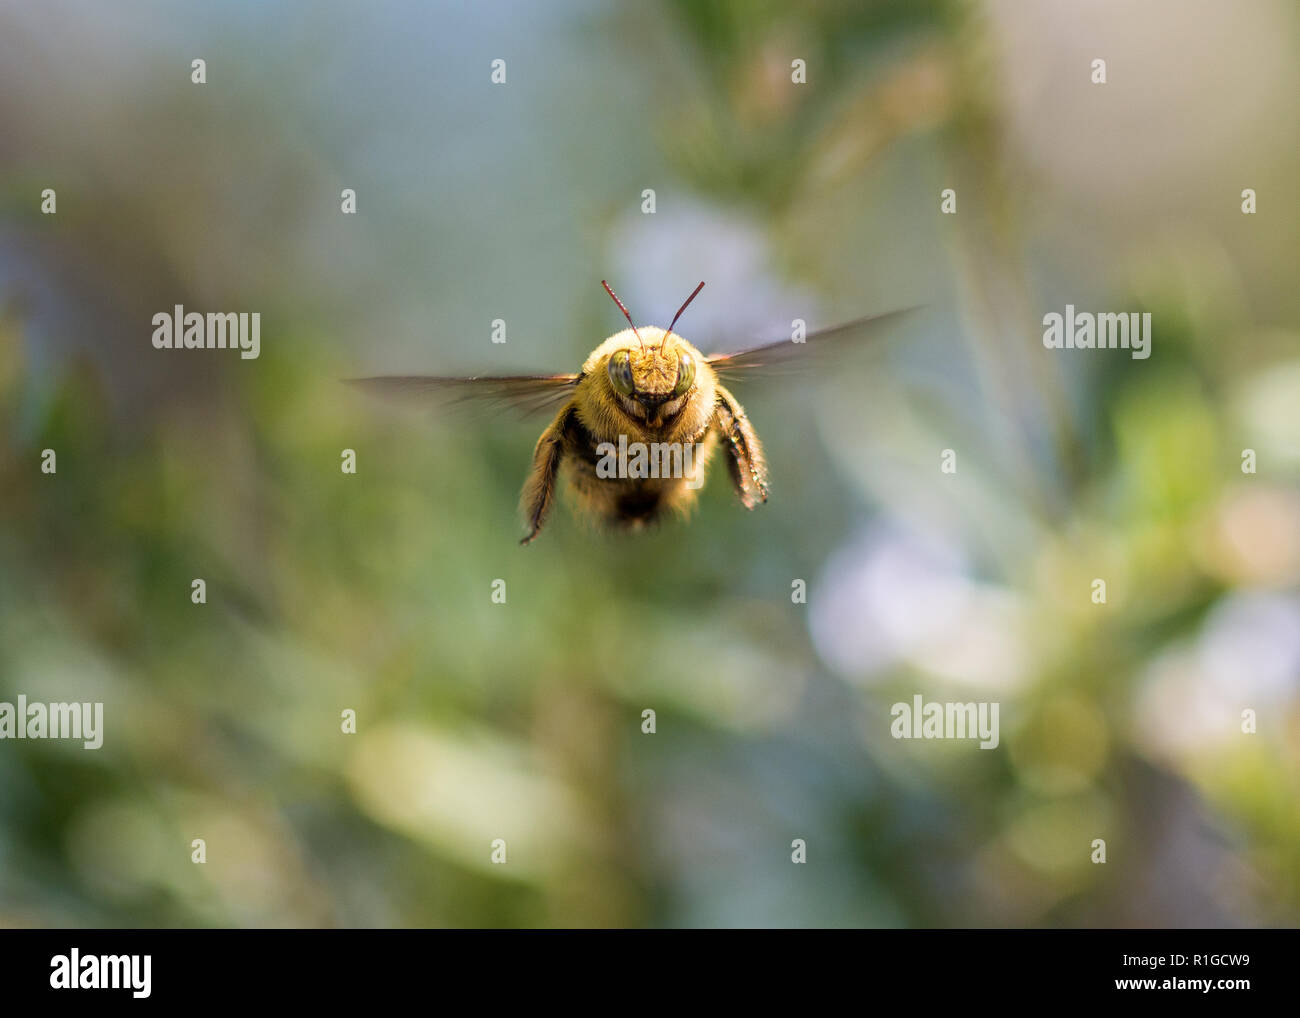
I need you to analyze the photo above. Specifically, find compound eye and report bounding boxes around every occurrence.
[672,352,696,397]
[607,350,635,396]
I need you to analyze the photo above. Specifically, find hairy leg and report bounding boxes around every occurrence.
[713,385,769,509]
[519,406,573,544]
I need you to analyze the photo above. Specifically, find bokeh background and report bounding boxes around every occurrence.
[1,0,1297,927]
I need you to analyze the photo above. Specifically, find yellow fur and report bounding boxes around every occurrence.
[519,327,767,543]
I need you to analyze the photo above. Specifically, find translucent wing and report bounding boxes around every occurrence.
[347,373,580,418]
[707,307,918,382]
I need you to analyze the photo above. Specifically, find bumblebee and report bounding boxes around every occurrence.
[353,281,908,543]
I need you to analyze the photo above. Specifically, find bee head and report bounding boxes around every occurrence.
[596,280,705,422]
[604,330,697,411]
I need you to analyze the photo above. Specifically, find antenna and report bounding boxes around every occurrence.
[601,280,644,352]
[663,281,705,343]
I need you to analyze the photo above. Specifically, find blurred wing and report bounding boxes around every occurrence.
[707,307,918,382]
[347,373,580,418]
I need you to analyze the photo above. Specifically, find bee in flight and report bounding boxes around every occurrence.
[352,282,909,544]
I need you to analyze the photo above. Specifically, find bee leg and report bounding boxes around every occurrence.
[519,407,572,545]
[713,385,769,509]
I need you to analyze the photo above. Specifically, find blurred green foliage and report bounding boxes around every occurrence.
[0,0,1297,927]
